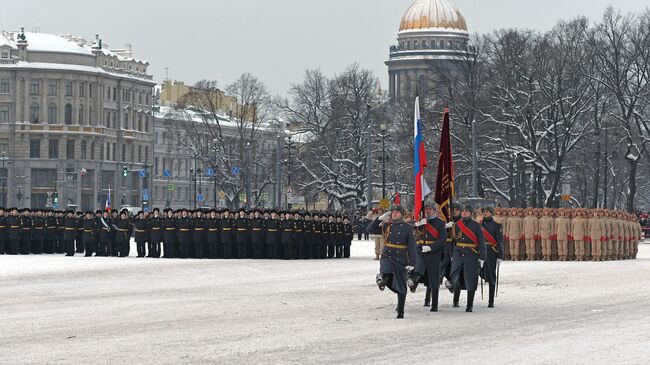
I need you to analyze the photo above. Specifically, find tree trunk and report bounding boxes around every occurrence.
[591,138,601,208]
[627,160,637,213]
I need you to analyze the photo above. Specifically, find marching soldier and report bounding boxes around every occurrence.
[148,208,162,258]
[408,201,447,312]
[368,205,416,319]
[441,203,460,290]
[449,205,486,312]
[506,209,522,261]
[133,211,148,257]
[162,208,177,258]
[343,216,353,259]
[480,206,504,308]
[589,209,606,261]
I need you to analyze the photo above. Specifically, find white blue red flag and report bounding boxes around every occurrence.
[413,95,431,220]
[105,186,111,212]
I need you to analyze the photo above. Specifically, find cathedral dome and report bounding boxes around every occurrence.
[399,0,468,32]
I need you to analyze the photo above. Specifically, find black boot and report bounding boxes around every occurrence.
[396,293,406,319]
[424,286,431,307]
[466,290,475,312]
[376,274,386,291]
[488,283,495,308]
[453,287,461,307]
[407,273,420,293]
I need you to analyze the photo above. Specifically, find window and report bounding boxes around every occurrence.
[29,102,39,123]
[112,112,116,129]
[30,139,40,158]
[112,87,116,100]
[130,144,135,163]
[138,92,142,104]
[100,142,104,160]
[66,140,75,159]
[112,142,116,161]
[124,112,129,129]
[48,139,59,159]
[155,157,159,175]
[89,84,93,99]
[0,105,9,123]
[145,116,149,132]
[0,80,9,94]
[64,104,72,125]
[31,169,57,188]
[138,145,142,162]
[47,103,57,124]
[79,83,85,97]
[137,114,142,131]
[65,81,73,96]
[78,105,84,125]
[1,52,8,58]
[121,144,126,161]
[145,146,149,162]
[30,80,40,95]
[90,142,95,160]
[81,140,87,159]
[89,106,92,125]
[48,81,58,95]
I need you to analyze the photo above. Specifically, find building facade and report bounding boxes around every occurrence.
[386,0,472,102]
[0,29,154,210]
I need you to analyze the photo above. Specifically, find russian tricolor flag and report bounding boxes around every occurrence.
[413,96,430,220]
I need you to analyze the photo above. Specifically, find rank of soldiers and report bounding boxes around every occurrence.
[0,207,354,259]
[369,202,644,319]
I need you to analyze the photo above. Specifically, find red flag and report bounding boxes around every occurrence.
[394,191,401,205]
[435,109,455,222]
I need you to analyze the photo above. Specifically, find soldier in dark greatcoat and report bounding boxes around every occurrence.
[234,209,249,259]
[449,204,487,312]
[367,205,417,319]
[31,209,46,254]
[62,210,77,256]
[147,208,162,258]
[326,214,337,259]
[192,210,206,259]
[407,201,447,311]
[480,206,504,308]
[75,212,84,254]
[98,210,113,256]
[20,209,32,255]
[220,209,234,259]
[133,211,148,257]
[343,216,354,258]
[162,208,177,258]
[81,211,96,256]
[265,210,280,259]
[250,209,264,259]
[114,209,132,257]
[292,212,305,259]
[280,212,294,260]
[206,209,220,259]
[0,208,7,254]
[6,208,21,255]
[177,209,192,258]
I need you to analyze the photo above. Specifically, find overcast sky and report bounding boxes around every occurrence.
[1,0,648,95]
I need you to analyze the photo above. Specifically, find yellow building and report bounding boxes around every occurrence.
[159,79,239,117]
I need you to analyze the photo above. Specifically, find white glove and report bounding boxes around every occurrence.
[415,218,427,227]
[379,212,391,222]
[497,259,503,265]
[421,246,432,253]
[445,222,454,229]
[479,259,484,268]
[405,266,415,272]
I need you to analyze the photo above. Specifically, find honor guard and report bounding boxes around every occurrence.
[147,208,162,258]
[480,206,504,308]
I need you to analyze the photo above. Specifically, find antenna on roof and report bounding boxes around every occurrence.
[165,67,169,81]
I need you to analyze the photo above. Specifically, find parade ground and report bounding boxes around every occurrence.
[1,240,650,364]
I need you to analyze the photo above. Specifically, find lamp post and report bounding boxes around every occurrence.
[1,152,8,207]
[380,123,387,199]
[197,167,203,208]
[245,142,251,209]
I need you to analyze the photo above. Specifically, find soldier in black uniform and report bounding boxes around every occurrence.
[93,210,103,255]
[176,209,191,258]
[449,204,487,312]
[327,214,337,259]
[31,210,46,254]
[56,211,66,254]
[335,215,345,259]
[110,210,120,256]
[6,208,20,255]
[162,208,177,258]
[114,209,132,257]
[206,209,220,259]
[148,208,162,258]
[480,206,504,308]
[442,203,461,292]
[343,216,354,258]
[133,211,148,257]
[192,210,206,259]
[407,201,447,311]
[81,211,96,256]
[312,213,323,259]
[250,209,264,259]
[0,208,6,254]
[265,210,280,259]
[98,210,113,256]
[63,210,77,256]
[75,212,84,254]
[20,209,32,255]
[367,205,417,319]
[302,213,313,259]
[234,209,249,259]
[220,209,233,259]
[280,212,293,259]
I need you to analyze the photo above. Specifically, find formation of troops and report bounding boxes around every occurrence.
[0,207,354,260]
[369,203,644,318]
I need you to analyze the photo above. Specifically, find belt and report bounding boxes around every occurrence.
[180,229,190,232]
[253,228,261,231]
[456,242,478,248]
[284,229,293,232]
[118,229,128,232]
[268,229,278,232]
[385,243,407,249]
[34,227,44,230]
[222,228,232,231]
[237,228,247,231]
[209,228,218,231]
[295,230,303,232]
[84,230,93,233]
[22,228,30,230]
[65,227,76,230]
[152,228,161,230]
[0,226,4,228]
[165,228,175,231]
[135,229,146,232]
[103,228,110,231]
[417,240,434,245]
[314,231,321,233]
[194,228,204,231]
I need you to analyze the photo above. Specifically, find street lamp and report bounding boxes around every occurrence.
[380,123,387,199]
[0,152,9,207]
[284,132,293,209]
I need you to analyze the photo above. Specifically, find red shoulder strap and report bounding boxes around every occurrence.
[457,220,478,244]
[482,227,497,246]
[425,223,440,239]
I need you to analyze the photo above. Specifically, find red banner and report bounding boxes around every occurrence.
[435,109,454,222]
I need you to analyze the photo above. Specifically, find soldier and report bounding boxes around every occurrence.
[571,209,588,261]
[303,212,314,259]
[148,208,162,258]
[162,208,177,258]
[314,213,326,259]
[343,216,353,259]
[0,208,5,255]
[81,211,95,257]
[368,205,416,319]
[250,209,264,259]
[633,215,641,259]
[32,209,46,254]
[539,208,555,261]
[366,208,384,261]
[6,207,21,255]
[207,209,220,259]
[20,209,32,255]
[335,214,346,259]
[610,210,620,260]
[523,208,539,261]
[449,205,486,312]
[233,209,247,259]
[555,209,571,261]
[408,201,447,311]
[56,210,66,254]
[133,211,148,257]
[280,212,294,259]
[293,212,305,259]
[97,210,113,256]
[75,211,84,254]
[265,210,280,259]
[589,209,605,261]
[506,208,522,261]
[177,209,192,259]
[480,206,504,308]
[62,210,77,256]
[441,204,461,290]
[493,208,508,260]
[220,209,234,259]
[327,213,337,259]
[192,210,206,259]
[114,209,132,257]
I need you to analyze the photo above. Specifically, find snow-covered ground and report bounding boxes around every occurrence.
[1,240,650,364]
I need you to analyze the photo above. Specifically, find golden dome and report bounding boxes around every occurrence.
[399,0,468,32]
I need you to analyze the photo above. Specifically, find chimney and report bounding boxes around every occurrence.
[16,27,28,61]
